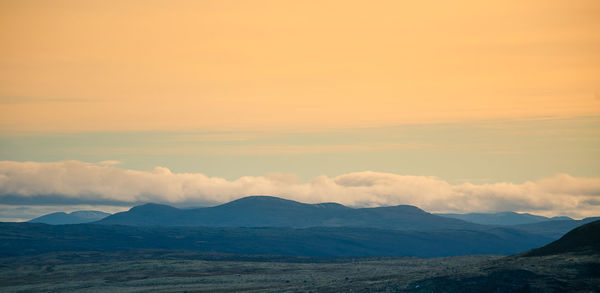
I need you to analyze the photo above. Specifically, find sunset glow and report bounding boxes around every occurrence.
[1,0,599,220]
[1,0,598,132]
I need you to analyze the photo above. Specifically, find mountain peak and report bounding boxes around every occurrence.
[29,210,110,225]
[129,203,180,213]
[372,204,428,214]
[218,196,306,208]
[312,202,349,209]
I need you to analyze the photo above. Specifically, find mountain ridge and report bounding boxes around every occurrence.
[29,210,110,225]
[97,195,483,231]
[436,211,573,225]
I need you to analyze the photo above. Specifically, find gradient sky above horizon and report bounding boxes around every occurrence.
[0,0,599,220]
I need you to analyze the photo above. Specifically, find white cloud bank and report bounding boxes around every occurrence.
[1,160,599,218]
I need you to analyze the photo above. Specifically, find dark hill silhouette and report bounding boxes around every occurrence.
[102,203,180,226]
[406,220,600,292]
[29,211,110,225]
[523,220,600,256]
[97,196,483,230]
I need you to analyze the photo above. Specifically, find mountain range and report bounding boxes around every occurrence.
[436,211,572,225]
[25,196,598,240]
[96,196,484,231]
[2,195,593,258]
[94,196,598,238]
[29,210,110,225]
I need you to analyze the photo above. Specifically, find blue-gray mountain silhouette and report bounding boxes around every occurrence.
[436,211,572,225]
[511,217,600,239]
[97,196,484,230]
[30,210,110,225]
[4,196,597,258]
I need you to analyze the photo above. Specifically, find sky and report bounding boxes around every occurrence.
[0,0,599,221]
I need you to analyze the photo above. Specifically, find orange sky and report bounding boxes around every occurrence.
[1,0,599,132]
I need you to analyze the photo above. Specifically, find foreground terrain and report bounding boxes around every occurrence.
[0,251,598,292]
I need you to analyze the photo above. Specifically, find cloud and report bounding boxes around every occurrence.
[0,160,599,218]
[97,160,121,166]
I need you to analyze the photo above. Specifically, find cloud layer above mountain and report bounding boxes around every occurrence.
[1,160,599,218]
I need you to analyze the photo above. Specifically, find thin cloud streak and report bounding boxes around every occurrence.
[0,160,599,218]
[0,96,106,104]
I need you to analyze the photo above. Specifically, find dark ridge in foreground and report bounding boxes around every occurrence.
[522,219,600,257]
[0,222,552,258]
[404,221,600,292]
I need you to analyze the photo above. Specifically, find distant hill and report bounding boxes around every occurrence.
[29,211,111,225]
[510,217,600,239]
[97,196,484,231]
[436,211,572,225]
[523,220,600,256]
[0,222,553,258]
